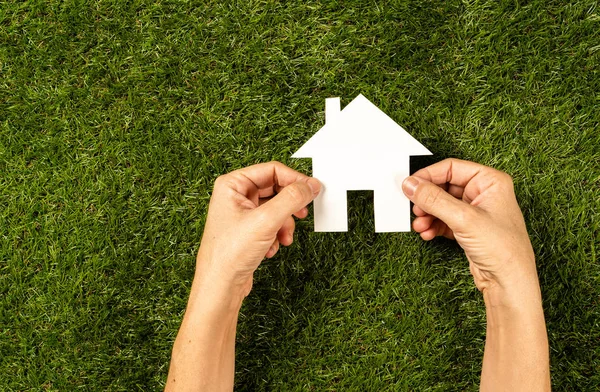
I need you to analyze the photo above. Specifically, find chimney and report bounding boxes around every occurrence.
[325,97,341,124]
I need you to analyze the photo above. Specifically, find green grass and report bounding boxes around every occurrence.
[1,0,599,390]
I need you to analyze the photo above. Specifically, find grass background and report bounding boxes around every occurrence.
[1,0,599,390]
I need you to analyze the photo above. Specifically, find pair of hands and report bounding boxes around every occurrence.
[196,159,537,302]
[168,158,548,392]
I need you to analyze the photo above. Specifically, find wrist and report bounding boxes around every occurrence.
[483,276,542,310]
[483,253,540,305]
[186,266,247,315]
[482,272,545,334]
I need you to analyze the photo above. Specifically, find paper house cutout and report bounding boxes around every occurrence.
[292,94,432,232]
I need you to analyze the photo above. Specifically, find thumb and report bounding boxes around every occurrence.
[401,176,473,231]
[257,178,321,231]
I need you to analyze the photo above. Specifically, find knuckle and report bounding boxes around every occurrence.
[213,174,228,188]
[213,174,241,196]
[502,172,514,186]
[493,170,514,188]
[268,160,286,172]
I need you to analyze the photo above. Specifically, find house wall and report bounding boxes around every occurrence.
[311,156,411,232]
[313,156,399,191]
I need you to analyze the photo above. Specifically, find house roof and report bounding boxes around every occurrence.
[292,94,431,159]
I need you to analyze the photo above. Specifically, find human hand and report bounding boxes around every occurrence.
[400,158,537,294]
[195,161,320,300]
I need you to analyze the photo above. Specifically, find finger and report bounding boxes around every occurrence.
[412,158,486,188]
[228,161,311,197]
[401,176,476,232]
[413,204,428,217]
[447,184,464,199]
[277,216,295,246]
[432,220,454,240]
[441,224,455,240]
[257,179,321,231]
[420,219,446,241]
[259,187,276,198]
[294,207,308,219]
[413,215,436,232]
[414,187,464,213]
[265,239,279,258]
[420,228,437,241]
[258,184,286,199]
[261,200,308,219]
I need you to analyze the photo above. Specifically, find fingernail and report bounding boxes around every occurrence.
[402,176,419,197]
[307,178,321,195]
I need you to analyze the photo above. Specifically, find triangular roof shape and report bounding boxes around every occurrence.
[293,94,431,159]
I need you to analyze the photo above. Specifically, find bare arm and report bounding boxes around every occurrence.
[165,279,241,392]
[481,276,550,391]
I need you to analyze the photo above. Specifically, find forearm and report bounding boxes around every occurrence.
[165,277,243,392]
[480,273,550,391]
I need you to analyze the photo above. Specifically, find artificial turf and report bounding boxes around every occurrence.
[1,0,599,390]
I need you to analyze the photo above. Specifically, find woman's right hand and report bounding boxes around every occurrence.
[400,158,538,296]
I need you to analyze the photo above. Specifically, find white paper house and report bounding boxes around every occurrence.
[292,94,432,232]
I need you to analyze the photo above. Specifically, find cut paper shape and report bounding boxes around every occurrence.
[292,94,432,232]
